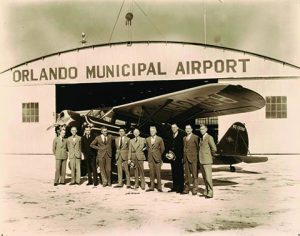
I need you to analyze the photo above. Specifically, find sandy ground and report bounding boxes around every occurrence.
[0,155,299,236]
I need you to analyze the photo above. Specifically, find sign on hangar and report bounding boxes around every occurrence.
[1,41,300,86]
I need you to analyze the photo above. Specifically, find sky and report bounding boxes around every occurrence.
[0,0,299,72]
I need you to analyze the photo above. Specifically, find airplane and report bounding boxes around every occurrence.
[47,83,268,173]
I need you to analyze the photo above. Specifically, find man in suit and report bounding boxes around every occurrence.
[114,128,131,188]
[52,128,68,186]
[81,126,98,186]
[199,124,217,198]
[67,127,82,185]
[146,126,165,192]
[165,123,184,193]
[90,126,113,187]
[128,128,146,190]
[182,124,199,195]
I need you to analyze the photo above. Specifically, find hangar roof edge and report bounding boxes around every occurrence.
[1,40,300,74]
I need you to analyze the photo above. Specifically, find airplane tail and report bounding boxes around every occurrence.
[217,122,249,156]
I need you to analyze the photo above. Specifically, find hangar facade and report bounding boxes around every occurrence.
[0,41,299,155]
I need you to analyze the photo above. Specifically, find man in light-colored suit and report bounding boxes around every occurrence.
[128,128,146,190]
[52,128,68,186]
[199,124,217,198]
[114,128,131,188]
[146,126,165,192]
[67,127,82,185]
[182,124,199,195]
[90,126,113,187]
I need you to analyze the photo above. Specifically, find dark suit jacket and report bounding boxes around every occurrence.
[199,134,217,165]
[90,134,113,158]
[166,132,185,162]
[146,135,165,163]
[183,133,199,163]
[81,134,96,157]
[115,136,130,161]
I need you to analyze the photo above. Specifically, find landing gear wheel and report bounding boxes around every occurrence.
[230,165,236,172]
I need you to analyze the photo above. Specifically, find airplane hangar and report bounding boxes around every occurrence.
[0,41,299,155]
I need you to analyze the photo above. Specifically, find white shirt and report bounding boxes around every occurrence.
[173,131,178,138]
[151,135,156,145]
[101,134,107,142]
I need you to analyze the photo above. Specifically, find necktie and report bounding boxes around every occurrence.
[135,137,138,142]
[120,137,123,148]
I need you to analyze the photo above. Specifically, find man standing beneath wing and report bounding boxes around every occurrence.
[199,124,217,198]
[52,128,68,186]
[81,126,98,186]
[165,123,185,193]
[90,126,113,187]
[128,128,146,190]
[114,128,131,188]
[67,127,82,185]
[182,124,199,195]
[146,126,165,192]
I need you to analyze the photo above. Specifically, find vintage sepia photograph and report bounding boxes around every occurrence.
[0,0,299,235]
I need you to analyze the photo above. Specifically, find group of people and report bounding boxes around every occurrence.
[52,123,217,198]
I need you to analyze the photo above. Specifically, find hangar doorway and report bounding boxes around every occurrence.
[55,79,218,139]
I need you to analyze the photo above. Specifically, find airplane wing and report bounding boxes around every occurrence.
[214,154,268,165]
[102,83,265,125]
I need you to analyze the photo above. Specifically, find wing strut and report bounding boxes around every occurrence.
[137,99,173,129]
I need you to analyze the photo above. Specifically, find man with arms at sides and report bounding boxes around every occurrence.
[182,124,199,195]
[90,126,113,187]
[165,123,185,193]
[145,126,165,192]
[128,128,146,190]
[114,128,131,189]
[81,126,98,186]
[52,127,68,186]
[199,124,217,198]
[67,127,82,185]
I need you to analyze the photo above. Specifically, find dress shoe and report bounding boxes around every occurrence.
[76,183,80,185]
[94,183,98,187]
[126,186,131,189]
[157,189,163,192]
[168,189,176,192]
[87,182,93,186]
[134,185,139,189]
[141,187,145,190]
[146,188,154,192]
[108,184,112,187]
[114,185,123,188]
[60,183,66,185]
[205,195,213,199]
[103,184,107,187]
[54,183,58,186]
[180,191,189,195]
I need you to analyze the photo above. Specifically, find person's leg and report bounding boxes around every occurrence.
[139,160,145,189]
[155,162,162,191]
[177,161,184,193]
[117,157,123,186]
[203,164,213,198]
[85,156,92,183]
[69,158,76,184]
[91,157,98,185]
[191,160,198,195]
[148,160,155,189]
[183,159,191,193]
[54,159,61,184]
[60,159,67,184]
[123,160,130,187]
[106,156,112,186]
[170,162,177,191]
[75,158,81,184]
[99,157,107,186]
